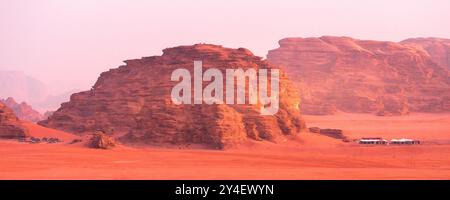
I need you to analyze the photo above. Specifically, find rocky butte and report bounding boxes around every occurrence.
[267,36,450,115]
[39,44,305,149]
[0,102,29,139]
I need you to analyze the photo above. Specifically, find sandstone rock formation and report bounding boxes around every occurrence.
[308,127,320,133]
[308,127,347,140]
[0,102,29,139]
[401,38,450,70]
[267,36,450,115]
[318,129,346,140]
[88,131,117,149]
[39,44,306,149]
[1,97,43,122]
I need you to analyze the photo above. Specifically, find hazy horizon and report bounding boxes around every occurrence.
[1,0,450,94]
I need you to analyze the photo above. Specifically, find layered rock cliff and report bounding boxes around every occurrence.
[267,36,450,115]
[39,44,305,149]
[1,97,43,122]
[0,102,29,139]
[401,37,450,70]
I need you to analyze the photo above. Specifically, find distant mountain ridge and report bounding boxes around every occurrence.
[267,36,450,115]
[0,71,78,112]
[0,71,48,105]
[0,97,43,122]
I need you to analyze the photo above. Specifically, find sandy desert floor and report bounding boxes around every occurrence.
[0,113,449,180]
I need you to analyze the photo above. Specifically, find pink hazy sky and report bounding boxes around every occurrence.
[1,0,449,93]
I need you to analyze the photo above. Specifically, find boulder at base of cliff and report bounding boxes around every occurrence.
[87,131,117,149]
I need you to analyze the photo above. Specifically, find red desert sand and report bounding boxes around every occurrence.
[0,113,449,180]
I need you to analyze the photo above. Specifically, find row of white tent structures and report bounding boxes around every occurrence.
[359,137,420,145]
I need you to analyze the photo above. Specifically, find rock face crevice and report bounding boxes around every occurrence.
[39,44,306,149]
[0,102,29,139]
[267,36,450,115]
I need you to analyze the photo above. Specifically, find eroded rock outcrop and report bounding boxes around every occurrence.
[267,36,450,115]
[39,44,306,149]
[308,127,347,140]
[88,131,117,149]
[1,97,43,122]
[0,102,29,139]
